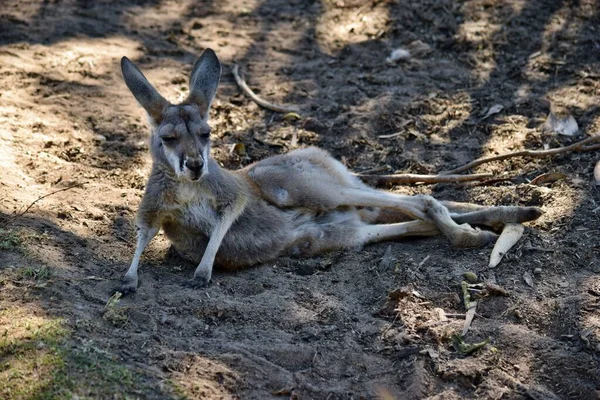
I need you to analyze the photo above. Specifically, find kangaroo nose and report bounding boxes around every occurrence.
[185,159,203,178]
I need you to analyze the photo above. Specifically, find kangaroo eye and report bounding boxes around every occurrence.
[200,132,210,139]
[161,136,177,143]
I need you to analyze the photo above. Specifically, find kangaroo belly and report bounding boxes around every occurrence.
[284,209,365,257]
[162,199,297,269]
[217,202,295,268]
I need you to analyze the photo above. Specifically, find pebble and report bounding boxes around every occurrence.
[463,271,478,283]
[386,48,411,63]
[533,268,543,275]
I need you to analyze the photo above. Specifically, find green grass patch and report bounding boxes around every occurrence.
[0,228,21,251]
[0,307,175,399]
[19,265,52,281]
[102,292,129,327]
[0,308,70,399]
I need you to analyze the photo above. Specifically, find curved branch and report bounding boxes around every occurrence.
[445,135,600,175]
[232,64,299,114]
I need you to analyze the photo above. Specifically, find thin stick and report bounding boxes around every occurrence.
[445,135,600,175]
[232,64,299,114]
[356,172,493,186]
[13,182,86,219]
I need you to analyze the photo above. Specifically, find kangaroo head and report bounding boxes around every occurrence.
[121,49,221,181]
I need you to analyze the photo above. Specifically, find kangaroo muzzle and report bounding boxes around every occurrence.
[184,157,204,180]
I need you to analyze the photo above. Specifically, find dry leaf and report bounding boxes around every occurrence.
[380,245,394,268]
[523,271,534,287]
[594,160,600,184]
[407,39,432,57]
[531,172,567,186]
[463,271,478,283]
[229,142,246,156]
[452,334,490,355]
[481,104,504,121]
[462,307,477,336]
[489,223,524,268]
[542,111,579,136]
[283,112,301,122]
[484,282,510,297]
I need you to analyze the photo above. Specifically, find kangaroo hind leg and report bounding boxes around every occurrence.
[334,189,497,248]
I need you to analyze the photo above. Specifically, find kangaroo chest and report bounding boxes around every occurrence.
[168,185,220,236]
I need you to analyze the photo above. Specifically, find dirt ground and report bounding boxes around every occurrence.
[1,0,599,398]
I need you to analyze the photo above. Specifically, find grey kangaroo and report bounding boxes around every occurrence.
[117,49,541,294]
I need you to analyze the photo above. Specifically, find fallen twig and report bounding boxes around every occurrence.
[13,182,86,219]
[232,64,299,113]
[445,135,600,175]
[356,172,493,186]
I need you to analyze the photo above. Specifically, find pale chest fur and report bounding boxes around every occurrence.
[165,183,220,236]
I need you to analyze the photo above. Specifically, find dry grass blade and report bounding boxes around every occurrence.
[462,308,477,336]
[232,64,299,113]
[530,172,566,186]
[356,172,493,186]
[445,135,600,175]
[489,223,524,268]
[461,281,478,336]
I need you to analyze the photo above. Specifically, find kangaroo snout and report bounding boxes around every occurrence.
[185,157,204,180]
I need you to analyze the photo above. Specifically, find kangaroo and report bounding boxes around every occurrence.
[117,49,542,294]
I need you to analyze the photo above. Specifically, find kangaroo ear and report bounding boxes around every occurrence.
[187,49,221,119]
[121,57,169,124]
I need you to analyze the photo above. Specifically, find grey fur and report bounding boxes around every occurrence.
[116,49,542,294]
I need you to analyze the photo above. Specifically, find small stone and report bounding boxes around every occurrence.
[533,268,543,275]
[386,48,411,63]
